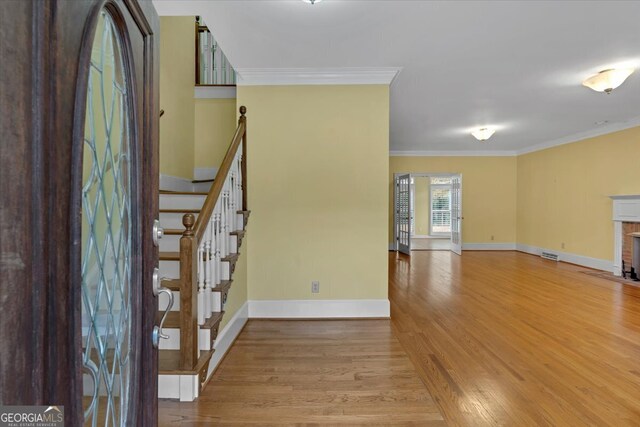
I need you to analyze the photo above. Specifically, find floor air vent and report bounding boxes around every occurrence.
[541,251,559,262]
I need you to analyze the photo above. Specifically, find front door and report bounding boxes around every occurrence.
[0,1,160,425]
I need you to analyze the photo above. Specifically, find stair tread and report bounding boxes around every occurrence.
[161,279,181,291]
[202,311,224,329]
[160,208,200,213]
[158,349,214,375]
[163,228,185,235]
[160,191,208,196]
[157,310,224,330]
[230,230,245,237]
[237,210,251,215]
[159,251,180,261]
[161,279,232,292]
[222,253,240,262]
[157,310,180,329]
[212,280,232,292]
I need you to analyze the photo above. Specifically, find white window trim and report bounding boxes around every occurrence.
[430,183,452,236]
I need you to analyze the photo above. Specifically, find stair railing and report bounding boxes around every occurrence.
[178,106,247,370]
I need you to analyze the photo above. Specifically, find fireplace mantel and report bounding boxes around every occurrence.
[610,195,640,276]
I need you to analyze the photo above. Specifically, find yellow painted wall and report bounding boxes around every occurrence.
[238,85,389,301]
[517,126,640,261]
[219,236,248,329]
[194,99,237,169]
[413,177,431,235]
[159,16,195,179]
[389,157,518,244]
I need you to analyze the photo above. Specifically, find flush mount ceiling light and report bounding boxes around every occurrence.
[582,68,634,94]
[471,127,496,141]
[302,0,323,4]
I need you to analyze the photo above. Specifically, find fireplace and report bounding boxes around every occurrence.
[610,195,640,277]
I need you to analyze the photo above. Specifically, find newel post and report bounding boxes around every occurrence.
[239,106,248,211]
[180,213,199,370]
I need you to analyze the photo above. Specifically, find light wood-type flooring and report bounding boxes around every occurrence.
[159,251,640,425]
[390,250,640,426]
[159,319,445,426]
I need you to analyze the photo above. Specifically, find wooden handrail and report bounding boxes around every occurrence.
[178,105,247,370]
[192,105,246,243]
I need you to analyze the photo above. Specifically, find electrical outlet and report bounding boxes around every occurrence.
[561,242,565,249]
[312,281,320,293]
[491,235,495,241]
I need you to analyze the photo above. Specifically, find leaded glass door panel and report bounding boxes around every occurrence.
[78,1,159,425]
[0,1,158,424]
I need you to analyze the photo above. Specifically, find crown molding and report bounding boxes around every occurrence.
[235,67,402,86]
[389,150,517,157]
[390,116,640,158]
[515,115,640,155]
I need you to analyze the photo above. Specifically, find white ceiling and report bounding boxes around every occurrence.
[154,0,640,154]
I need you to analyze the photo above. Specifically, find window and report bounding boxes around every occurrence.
[430,178,452,234]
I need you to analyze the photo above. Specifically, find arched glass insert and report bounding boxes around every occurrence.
[81,9,133,426]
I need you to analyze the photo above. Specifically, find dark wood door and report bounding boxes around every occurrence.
[0,1,159,425]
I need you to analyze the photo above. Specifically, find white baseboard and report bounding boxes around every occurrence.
[516,243,613,272]
[159,174,193,192]
[204,301,249,379]
[248,299,390,318]
[388,243,396,251]
[463,242,517,251]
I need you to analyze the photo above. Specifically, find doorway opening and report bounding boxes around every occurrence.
[394,173,462,255]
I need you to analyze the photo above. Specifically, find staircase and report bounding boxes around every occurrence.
[156,106,249,401]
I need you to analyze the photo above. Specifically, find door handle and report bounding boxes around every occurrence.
[152,219,164,246]
[152,267,174,348]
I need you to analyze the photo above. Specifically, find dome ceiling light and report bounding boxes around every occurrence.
[302,0,323,4]
[471,127,496,141]
[582,68,634,94]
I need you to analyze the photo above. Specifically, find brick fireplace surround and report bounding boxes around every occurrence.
[610,195,640,277]
[622,222,640,273]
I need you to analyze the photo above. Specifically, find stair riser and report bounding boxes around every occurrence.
[159,234,239,253]
[237,213,246,229]
[158,374,199,401]
[159,194,206,210]
[159,260,179,279]
[160,290,223,313]
[159,290,180,311]
[160,212,199,229]
[158,328,215,351]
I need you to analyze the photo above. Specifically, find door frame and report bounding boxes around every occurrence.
[393,173,462,254]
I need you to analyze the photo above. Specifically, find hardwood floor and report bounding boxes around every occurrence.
[159,250,640,425]
[158,319,445,426]
[390,250,640,426]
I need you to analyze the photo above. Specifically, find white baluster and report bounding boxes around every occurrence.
[203,223,212,320]
[197,242,205,325]
[214,203,221,286]
[225,183,232,253]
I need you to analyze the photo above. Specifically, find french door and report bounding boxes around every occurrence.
[395,174,412,255]
[451,175,463,255]
[0,1,160,425]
